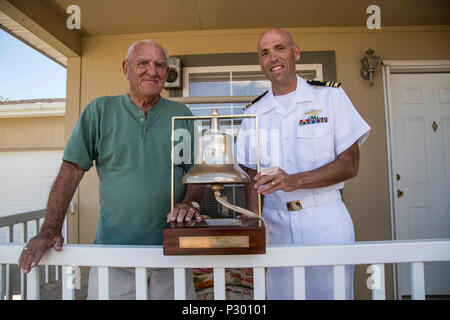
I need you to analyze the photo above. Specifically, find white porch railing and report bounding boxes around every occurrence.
[1,239,449,300]
[0,205,72,300]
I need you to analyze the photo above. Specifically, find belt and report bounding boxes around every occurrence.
[263,190,341,211]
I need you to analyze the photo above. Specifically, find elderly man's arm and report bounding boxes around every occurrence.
[253,142,360,195]
[167,184,206,223]
[18,160,85,273]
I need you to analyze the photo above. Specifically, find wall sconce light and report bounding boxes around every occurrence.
[360,48,380,86]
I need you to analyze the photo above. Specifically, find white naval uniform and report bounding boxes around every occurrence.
[235,76,371,300]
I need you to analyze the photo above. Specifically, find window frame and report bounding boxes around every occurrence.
[182,64,323,97]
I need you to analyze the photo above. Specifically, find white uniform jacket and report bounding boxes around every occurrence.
[235,75,371,203]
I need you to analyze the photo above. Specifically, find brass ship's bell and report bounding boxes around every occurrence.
[182,109,249,185]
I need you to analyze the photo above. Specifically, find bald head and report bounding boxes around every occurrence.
[257,28,295,51]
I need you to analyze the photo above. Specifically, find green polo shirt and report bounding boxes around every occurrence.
[63,93,194,245]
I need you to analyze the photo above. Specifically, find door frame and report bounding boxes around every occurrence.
[382,59,450,299]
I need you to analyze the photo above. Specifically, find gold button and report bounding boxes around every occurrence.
[140,118,144,122]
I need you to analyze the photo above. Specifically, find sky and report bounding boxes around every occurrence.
[0,29,67,101]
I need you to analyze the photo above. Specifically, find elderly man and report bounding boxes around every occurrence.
[235,29,371,299]
[19,40,204,299]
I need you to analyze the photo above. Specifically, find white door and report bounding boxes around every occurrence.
[0,150,62,242]
[391,73,450,298]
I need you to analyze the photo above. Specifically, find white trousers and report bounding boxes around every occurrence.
[87,267,197,300]
[264,198,355,300]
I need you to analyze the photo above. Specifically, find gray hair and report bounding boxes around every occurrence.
[125,40,169,64]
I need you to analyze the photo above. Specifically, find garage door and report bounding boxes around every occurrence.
[0,150,63,242]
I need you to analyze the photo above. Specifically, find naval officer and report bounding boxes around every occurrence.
[235,28,371,299]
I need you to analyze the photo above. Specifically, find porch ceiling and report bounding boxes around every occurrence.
[1,0,449,67]
[44,0,450,36]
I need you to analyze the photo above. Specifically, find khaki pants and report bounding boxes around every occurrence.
[87,267,197,300]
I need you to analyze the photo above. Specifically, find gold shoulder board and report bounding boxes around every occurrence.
[243,91,268,110]
[307,80,341,88]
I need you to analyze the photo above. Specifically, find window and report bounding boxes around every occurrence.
[183,64,322,115]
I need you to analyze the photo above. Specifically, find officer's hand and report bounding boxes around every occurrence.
[18,228,64,274]
[254,167,297,195]
[167,202,201,223]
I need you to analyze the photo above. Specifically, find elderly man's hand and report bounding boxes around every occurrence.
[18,228,64,274]
[167,202,201,223]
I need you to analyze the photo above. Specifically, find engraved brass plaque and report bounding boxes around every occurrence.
[163,219,265,255]
[179,236,249,248]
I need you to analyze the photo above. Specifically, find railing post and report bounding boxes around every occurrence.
[4,265,11,300]
[370,264,385,300]
[135,268,148,300]
[98,267,110,300]
[253,267,266,300]
[333,265,346,300]
[173,268,186,300]
[5,225,13,300]
[293,266,306,300]
[21,222,28,243]
[0,264,5,300]
[213,268,226,300]
[26,267,40,300]
[62,266,75,300]
[20,222,27,300]
[411,262,425,300]
[45,265,50,283]
[34,219,40,234]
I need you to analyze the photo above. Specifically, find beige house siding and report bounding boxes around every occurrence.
[0,116,65,150]
[64,25,450,299]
